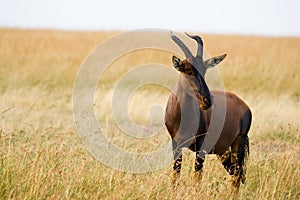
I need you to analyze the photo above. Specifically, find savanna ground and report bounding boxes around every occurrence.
[0,29,299,199]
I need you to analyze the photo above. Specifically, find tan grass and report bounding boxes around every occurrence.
[0,28,299,199]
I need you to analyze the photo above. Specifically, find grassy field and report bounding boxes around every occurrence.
[0,28,299,199]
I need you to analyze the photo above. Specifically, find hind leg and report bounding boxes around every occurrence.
[217,148,231,171]
[218,142,240,189]
[231,135,249,185]
[219,135,248,195]
[228,140,242,194]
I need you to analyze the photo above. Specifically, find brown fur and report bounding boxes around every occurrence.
[167,33,252,192]
[165,57,252,191]
[166,90,251,155]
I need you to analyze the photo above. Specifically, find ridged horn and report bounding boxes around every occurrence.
[170,31,193,58]
[185,32,203,59]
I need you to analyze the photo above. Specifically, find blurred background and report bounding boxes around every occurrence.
[0,0,299,36]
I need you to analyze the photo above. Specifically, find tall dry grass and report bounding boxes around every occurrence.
[0,28,299,199]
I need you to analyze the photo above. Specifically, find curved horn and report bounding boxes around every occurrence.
[170,31,193,58]
[185,32,203,59]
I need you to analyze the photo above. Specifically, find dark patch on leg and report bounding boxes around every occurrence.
[194,133,206,184]
[173,156,182,173]
[172,139,182,188]
[219,150,235,175]
[195,152,205,171]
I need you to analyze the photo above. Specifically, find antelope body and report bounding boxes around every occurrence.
[165,32,252,193]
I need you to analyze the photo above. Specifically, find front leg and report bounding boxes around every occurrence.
[194,151,205,183]
[172,139,182,188]
[194,135,206,183]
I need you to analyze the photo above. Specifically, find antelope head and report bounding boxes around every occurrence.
[171,31,227,77]
[171,32,213,110]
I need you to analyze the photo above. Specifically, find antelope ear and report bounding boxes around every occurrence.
[204,54,227,69]
[172,56,181,70]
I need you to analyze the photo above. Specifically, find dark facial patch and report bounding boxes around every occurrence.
[180,60,194,75]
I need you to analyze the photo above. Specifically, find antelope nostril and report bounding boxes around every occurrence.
[203,97,212,106]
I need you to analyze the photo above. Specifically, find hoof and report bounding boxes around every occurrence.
[171,170,180,188]
[194,169,203,185]
[229,175,241,197]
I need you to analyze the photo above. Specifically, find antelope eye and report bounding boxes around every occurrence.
[185,68,192,75]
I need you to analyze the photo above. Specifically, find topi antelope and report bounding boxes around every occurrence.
[165,32,252,194]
